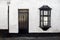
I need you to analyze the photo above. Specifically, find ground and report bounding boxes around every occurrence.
[0,37,60,40]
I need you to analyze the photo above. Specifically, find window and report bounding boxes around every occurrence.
[44,11,48,15]
[39,5,52,30]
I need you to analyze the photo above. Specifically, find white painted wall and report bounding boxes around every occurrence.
[0,0,60,33]
[0,1,8,29]
[17,0,60,33]
[9,0,18,33]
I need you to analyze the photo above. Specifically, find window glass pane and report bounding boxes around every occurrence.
[41,17,43,21]
[44,17,48,22]
[44,22,48,26]
[44,11,48,15]
[41,22,43,26]
[48,11,51,15]
[41,11,43,15]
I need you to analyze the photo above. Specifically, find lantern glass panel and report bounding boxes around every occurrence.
[44,11,48,15]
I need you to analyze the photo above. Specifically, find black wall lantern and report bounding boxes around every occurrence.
[39,5,52,31]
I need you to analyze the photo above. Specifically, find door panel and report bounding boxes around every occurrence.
[18,9,29,34]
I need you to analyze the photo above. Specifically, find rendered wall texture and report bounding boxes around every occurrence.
[18,0,60,33]
[0,0,60,33]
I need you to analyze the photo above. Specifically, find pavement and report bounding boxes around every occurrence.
[0,37,60,40]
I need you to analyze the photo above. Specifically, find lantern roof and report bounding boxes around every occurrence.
[39,5,52,10]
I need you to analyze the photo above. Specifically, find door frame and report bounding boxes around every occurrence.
[18,9,29,34]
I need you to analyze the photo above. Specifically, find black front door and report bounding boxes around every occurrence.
[18,9,29,34]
